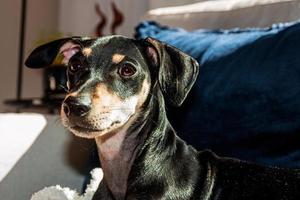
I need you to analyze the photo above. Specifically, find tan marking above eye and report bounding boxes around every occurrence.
[112,53,125,64]
[82,48,92,57]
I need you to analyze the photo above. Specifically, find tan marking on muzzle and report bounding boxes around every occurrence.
[112,53,125,64]
[83,48,92,57]
[92,84,123,108]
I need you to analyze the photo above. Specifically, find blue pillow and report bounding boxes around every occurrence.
[135,21,300,168]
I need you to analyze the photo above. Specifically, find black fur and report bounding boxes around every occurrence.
[26,36,300,200]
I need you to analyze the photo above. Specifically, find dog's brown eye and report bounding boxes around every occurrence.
[118,64,136,77]
[69,60,82,73]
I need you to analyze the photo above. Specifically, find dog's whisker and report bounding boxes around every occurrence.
[54,116,63,125]
[58,84,68,92]
[104,108,135,111]
[148,91,160,102]
[147,117,160,127]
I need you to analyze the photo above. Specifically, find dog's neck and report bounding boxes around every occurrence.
[95,131,133,200]
[94,88,198,200]
[95,91,158,200]
[95,114,148,200]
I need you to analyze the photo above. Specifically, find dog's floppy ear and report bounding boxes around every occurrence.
[145,37,199,106]
[25,37,89,68]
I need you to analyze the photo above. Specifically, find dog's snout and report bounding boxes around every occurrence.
[63,96,91,117]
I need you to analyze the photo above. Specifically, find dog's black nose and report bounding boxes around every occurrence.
[63,96,91,117]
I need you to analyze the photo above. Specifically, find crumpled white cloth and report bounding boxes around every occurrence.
[31,168,103,200]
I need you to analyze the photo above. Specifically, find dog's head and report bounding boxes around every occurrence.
[25,36,199,138]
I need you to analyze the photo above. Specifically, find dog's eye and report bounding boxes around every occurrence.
[118,64,136,77]
[69,60,83,73]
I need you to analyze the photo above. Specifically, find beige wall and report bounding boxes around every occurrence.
[0,0,148,112]
[2,0,208,112]
[0,0,59,112]
[59,0,149,37]
[0,1,21,112]
[149,0,207,9]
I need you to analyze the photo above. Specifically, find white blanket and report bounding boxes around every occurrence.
[0,113,47,182]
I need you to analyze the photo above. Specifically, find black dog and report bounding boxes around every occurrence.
[26,36,300,200]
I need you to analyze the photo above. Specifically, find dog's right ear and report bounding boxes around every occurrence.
[25,37,89,68]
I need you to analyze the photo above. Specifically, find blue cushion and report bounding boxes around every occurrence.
[135,21,300,168]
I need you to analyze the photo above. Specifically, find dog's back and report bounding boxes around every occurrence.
[195,150,300,199]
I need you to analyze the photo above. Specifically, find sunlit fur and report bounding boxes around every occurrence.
[111,53,125,64]
[61,80,150,139]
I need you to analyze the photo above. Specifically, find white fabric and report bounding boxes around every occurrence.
[0,113,47,182]
[144,0,300,30]
[149,0,207,9]
[31,168,103,200]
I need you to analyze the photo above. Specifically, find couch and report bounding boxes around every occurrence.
[1,0,300,199]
